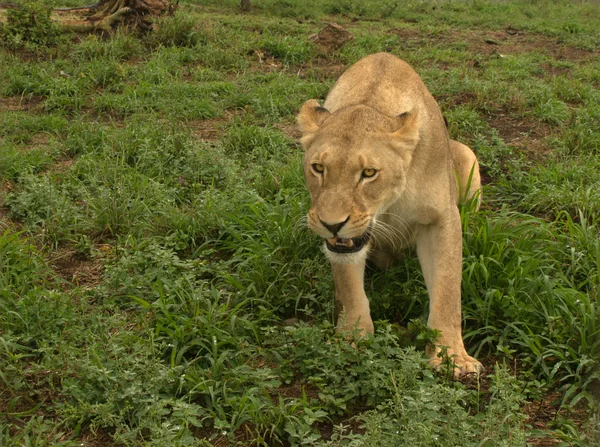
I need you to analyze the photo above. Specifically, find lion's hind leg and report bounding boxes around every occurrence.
[450,140,482,210]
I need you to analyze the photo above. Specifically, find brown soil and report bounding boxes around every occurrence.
[249,48,284,72]
[187,113,236,141]
[389,27,598,62]
[540,63,571,78]
[299,58,346,81]
[0,203,10,223]
[524,390,596,446]
[309,22,354,51]
[0,95,44,112]
[439,91,479,108]
[468,29,596,61]
[17,133,53,151]
[488,112,549,143]
[487,112,552,161]
[78,428,124,447]
[51,158,75,172]
[275,121,302,140]
[50,248,105,288]
[0,182,22,231]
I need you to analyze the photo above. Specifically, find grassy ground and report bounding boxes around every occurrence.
[1,0,599,445]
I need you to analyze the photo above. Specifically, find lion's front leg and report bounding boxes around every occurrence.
[331,261,374,336]
[416,208,482,376]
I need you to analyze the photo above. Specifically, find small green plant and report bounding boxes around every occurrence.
[0,0,60,50]
[73,234,93,260]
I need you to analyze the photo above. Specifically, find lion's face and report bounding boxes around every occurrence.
[298,101,421,262]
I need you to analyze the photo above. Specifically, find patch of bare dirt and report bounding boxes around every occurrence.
[388,27,422,41]
[314,416,366,441]
[389,27,597,64]
[487,112,552,160]
[488,112,550,141]
[275,121,301,140]
[0,199,10,223]
[51,159,75,173]
[469,29,596,62]
[439,91,478,108]
[50,249,104,288]
[523,390,596,446]
[274,381,320,400]
[0,208,8,223]
[540,63,571,77]
[30,132,52,145]
[79,428,124,447]
[524,391,564,446]
[0,95,44,112]
[248,48,284,73]
[18,133,52,151]
[0,183,21,231]
[298,58,346,82]
[188,118,223,141]
[188,112,239,141]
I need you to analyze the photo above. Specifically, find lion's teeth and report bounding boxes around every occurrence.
[327,237,356,248]
[338,238,354,247]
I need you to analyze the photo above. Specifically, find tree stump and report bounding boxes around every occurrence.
[0,0,177,32]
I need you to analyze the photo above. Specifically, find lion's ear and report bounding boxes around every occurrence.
[390,110,421,149]
[297,99,330,148]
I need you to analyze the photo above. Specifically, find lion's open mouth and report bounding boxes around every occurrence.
[325,233,371,253]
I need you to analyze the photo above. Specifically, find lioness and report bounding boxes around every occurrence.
[297,53,482,375]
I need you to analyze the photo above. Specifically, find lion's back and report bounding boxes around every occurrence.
[323,53,431,117]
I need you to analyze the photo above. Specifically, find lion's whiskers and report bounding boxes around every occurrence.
[372,222,405,251]
[371,213,414,250]
[371,221,398,251]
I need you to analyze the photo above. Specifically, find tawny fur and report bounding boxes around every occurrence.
[298,53,482,376]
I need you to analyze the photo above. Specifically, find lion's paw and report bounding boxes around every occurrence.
[429,348,483,378]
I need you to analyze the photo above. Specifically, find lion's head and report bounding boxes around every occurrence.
[297,99,421,263]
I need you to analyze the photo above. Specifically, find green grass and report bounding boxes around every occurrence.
[1,0,599,445]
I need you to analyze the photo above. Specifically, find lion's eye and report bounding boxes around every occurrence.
[312,163,325,174]
[362,168,377,178]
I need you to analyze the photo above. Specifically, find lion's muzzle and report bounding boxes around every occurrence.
[325,233,371,254]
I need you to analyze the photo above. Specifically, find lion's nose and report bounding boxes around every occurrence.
[319,216,350,236]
